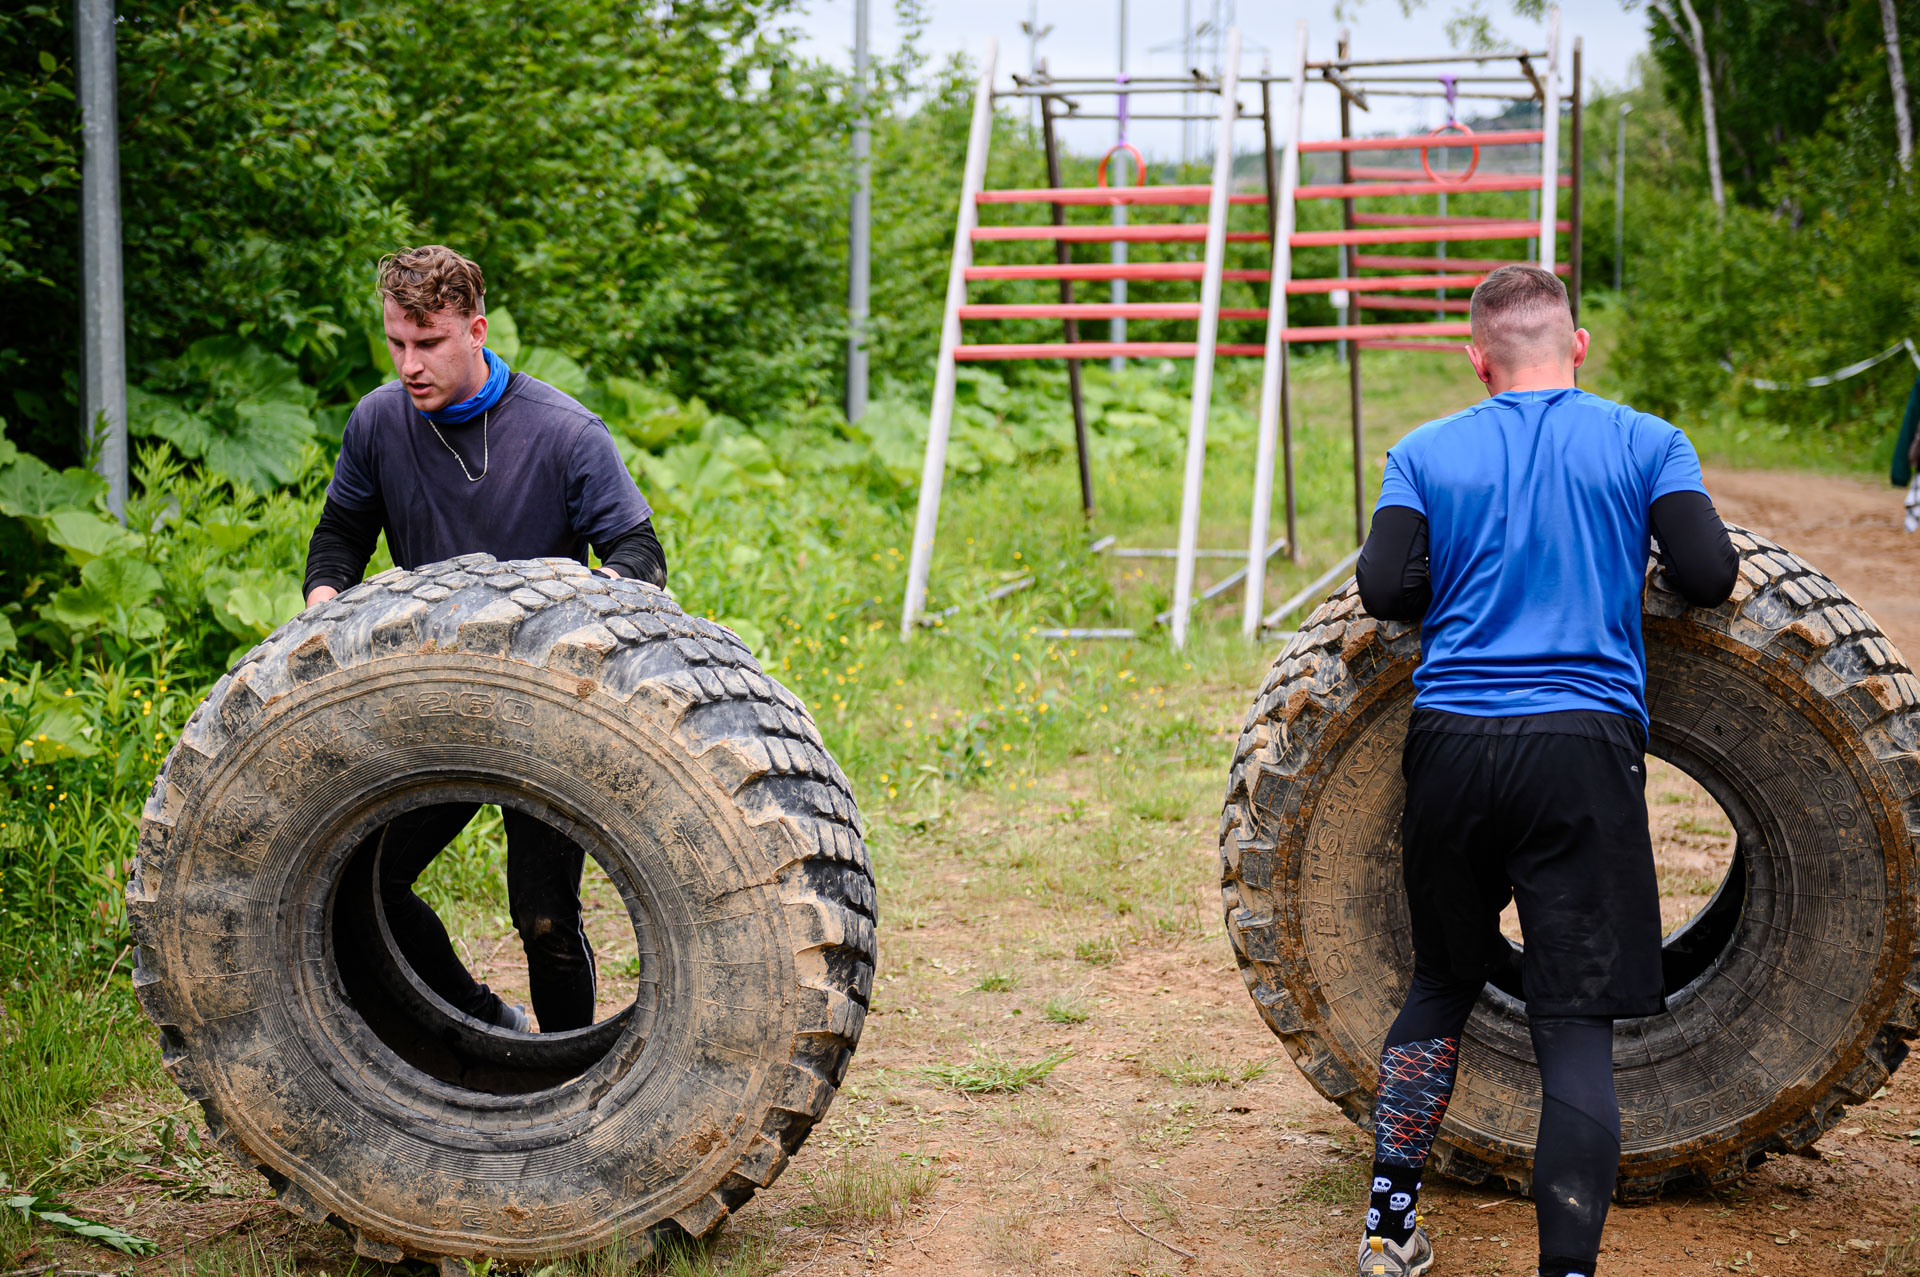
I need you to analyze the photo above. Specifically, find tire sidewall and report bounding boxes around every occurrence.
[147,654,798,1255]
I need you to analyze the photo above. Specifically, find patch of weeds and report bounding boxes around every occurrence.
[174,1236,309,1277]
[1290,1160,1367,1207]
[791,1148,935,1228]
[640,1230,782,1277]
[974,970,1019,993]
[1124,788,1193,823]
[1043,995,1090,1024]
[1145,1052,1271,1087]
[1073,935,1122,966]
[4,1188,157,1255]
[1658,870,1724,898]
[921,1047,1074,1094]
[1674,816,1731,838]
[983,1206,1048,1268]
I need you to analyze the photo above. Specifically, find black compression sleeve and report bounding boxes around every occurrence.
[595,518,668,588]
[1356,504,1431,623]
[303,496,382,598]
[1649,490,1738,607]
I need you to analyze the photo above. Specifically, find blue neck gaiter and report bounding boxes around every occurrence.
[423,348,510,425]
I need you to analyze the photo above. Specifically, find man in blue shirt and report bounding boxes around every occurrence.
[1347,265,1738,1277]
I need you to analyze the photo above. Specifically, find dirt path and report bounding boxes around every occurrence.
[1707,467,1920,653]
[717,470,1920,1277]
[62,466,1920,1277]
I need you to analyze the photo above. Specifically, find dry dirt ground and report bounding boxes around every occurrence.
[44,466,1920,1277]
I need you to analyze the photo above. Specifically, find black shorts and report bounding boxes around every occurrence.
[1401,708,1665,1018]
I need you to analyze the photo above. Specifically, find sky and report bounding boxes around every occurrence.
[785,0,1654,162]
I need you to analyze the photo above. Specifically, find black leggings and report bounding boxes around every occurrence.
[375,803,597,1031]
[1386,968,1619,1277]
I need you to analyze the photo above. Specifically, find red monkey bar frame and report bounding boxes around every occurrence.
[898,9,1582,647]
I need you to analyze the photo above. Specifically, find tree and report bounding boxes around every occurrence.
[1884,0,1914,169]
[1646,0,1725,217]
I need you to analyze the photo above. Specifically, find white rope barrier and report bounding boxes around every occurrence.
[1723,338,1920,390]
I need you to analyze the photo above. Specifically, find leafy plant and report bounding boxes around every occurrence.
[130,338,318,491]
[4,1190,156,1255]
[920,1047,1073,1094]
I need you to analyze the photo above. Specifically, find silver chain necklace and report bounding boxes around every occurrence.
[429,410,489,482]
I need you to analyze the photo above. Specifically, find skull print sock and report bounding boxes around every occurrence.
[1367,1034,1461,1243]
[1365,1162,1423,1245]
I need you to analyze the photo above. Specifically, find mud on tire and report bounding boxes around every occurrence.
[1219,526,1920,1198]
[128,555,874,1264]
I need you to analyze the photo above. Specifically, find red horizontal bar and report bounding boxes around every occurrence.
[1355,211,1572,231]
[1355,254,1570,274]
[1292,321,1471,342]
[1292,273,1485,293]
[1298,175,1563,200]
[958,342,1209,361]
[1359,253,1566,274]
[1347,165,1573,187]
[959,303,1270,321]
[1356,296,1472,313]
[1300,129,1544,154]
[977,186,1265,207]
[1357,339,1470,351]
[1293,222,1542,247]
[975,224,1269,244]
[952,321,1473,361]
[965,263,1272,282]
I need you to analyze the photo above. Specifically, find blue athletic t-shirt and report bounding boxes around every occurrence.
[1374,387,1709,730]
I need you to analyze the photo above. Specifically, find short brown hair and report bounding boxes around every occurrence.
[1469,264,1572,367]
[378,245,486,323]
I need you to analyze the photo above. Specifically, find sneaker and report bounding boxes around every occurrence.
[494,1002,530,1033]
[1356,1229,1434,1277]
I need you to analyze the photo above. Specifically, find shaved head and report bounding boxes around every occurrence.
[1469,265,1575,374]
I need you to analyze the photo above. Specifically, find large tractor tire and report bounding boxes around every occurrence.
[128,555,873,1265]
[1220,526,1920,1198]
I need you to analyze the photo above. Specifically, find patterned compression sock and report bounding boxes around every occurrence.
[1368,1035,1461,1244]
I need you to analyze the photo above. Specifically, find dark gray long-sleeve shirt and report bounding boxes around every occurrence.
[303,372,663,595]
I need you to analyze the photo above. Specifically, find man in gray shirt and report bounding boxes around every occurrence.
[304,245,664,1032]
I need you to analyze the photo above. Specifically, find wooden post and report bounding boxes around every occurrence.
[1042,94,1095,518]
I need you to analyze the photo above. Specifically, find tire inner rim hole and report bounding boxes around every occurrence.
[1485,756,1744,1004]
[330,798,656,1096]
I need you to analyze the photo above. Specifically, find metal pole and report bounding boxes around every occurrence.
[1614,102,1631,291]
[1169,28,1241,650]
[901,40,998,639]
[1111,0,1128,371]
[846,0,871,423]
[1243,21,1308,638]
[1537,7,1562,271]
[1182,0,1193,167]
[77,0,127,522]
[1340,30,1365,549]
[1042,95,1095,518]
[1569,36,1584,326]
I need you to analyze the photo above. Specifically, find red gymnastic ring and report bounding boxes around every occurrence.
[1096,142,1147,189]
[1419,121,1481,185]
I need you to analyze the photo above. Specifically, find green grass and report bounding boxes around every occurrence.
[1042,995,1090,1025]
[790,1148,936,1229]
[0,965,168,1190]
[0,344,1488,1258]
[1290,1160,1369,1207]
[973,970,1019,993]
[1144,1052,1272,1088]
[920,1047,1075,1094]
